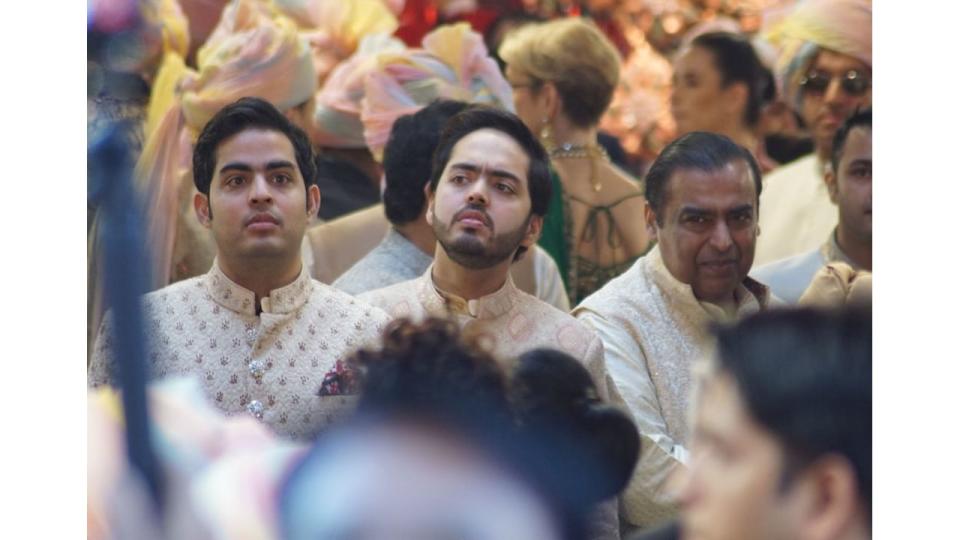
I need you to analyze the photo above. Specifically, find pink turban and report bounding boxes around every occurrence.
[312,23,513,159]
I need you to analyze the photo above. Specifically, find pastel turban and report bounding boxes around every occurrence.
[361,22,514,161]
[273,0,399,86]
[311,22,513,159]
[763,0,872,110]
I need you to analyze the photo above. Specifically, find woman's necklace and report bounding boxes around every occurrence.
[548,142,610,193]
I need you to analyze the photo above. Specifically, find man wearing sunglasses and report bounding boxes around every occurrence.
[753,0,872,266]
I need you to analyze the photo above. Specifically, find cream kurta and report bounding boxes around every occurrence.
[755,154,837,266]
[88,262,391,441]
[573,246,772,528]
[358,266,609,398]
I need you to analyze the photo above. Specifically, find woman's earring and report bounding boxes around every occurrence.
[539,118,555,151]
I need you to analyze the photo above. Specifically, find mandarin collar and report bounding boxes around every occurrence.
[416,264,517,320]
[203,259,314,316]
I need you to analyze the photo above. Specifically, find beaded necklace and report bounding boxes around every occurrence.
[548,143,610,193]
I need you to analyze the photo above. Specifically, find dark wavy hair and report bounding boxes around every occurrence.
[691,32,775,128]
[830,107,872,173]
[645,131,762,225]
[192,97,317,198]
[382,100,470,225]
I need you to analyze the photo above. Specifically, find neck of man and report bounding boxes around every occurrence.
[395,213,437,256]
[217,254,303,311]
[836,225,872,271]
[431,247,511,301]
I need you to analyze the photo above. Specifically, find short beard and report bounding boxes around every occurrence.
[433,210,529,270]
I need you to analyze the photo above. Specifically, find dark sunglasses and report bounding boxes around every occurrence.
[800,69,871,97]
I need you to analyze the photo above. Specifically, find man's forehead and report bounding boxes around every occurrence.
[811,48,871,73]
[839,127,872,162]
[664,161,757,209]
[215,128,297,166]
[447,129,529,172]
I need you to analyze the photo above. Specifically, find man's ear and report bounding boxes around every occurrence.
[789,455,866,540]
[824,166,839,205]
[307,184,321,218]
[522,214,544,248]
[643,202,659,241]
[725,81,748,119]
[194,193,212,228]
[424,183,436,226]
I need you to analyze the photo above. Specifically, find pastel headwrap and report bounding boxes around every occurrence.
[362,22,514,160]
[139,0,316,288]
[312,22,513,159]
[311,33,406,148]
[273,0,399,86]
[763,0,872,110]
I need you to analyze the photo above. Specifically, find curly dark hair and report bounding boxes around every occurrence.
[348,317,511,428]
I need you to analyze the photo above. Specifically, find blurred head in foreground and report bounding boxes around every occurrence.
[679,308,871,540]
[279,318,638,540]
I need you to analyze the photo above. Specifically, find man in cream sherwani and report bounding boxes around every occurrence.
[89,98,391,442]
[574,132,775,532]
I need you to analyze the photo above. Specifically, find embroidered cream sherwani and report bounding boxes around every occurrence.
[755,154,836,265]
[358,266,610,398]
[573,246,772,529]
[88,262,391,441]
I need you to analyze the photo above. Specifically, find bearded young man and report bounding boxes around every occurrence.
[359,106,610,396]
[358,106,623,540]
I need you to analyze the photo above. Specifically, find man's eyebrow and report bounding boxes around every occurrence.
[450,162,522,184]
[265,160,296,170]
[846,158,872,167]
[678,206,711,216]
[219,163,253,174]
[728,204,755,215]
[218,160,296,174]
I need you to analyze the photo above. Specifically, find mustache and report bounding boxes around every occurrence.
[452,204,493,229]
[243,212,282,226]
